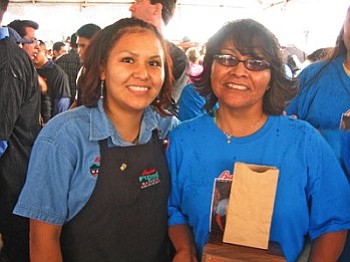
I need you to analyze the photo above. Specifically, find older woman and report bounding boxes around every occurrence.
[166,19,350,262]
[13,18,178,261]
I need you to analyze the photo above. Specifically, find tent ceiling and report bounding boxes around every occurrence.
[9,0,290,9]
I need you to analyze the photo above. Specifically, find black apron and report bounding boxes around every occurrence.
[60,130,170,262]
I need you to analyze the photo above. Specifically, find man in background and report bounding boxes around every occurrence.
[56,32,82,106]
[0,3,41,261]
[129,0,189,104]
[7,19,39,60]
[34,40,70,123]
[52,41,66,61]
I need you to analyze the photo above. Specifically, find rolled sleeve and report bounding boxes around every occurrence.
[13,138,74,225]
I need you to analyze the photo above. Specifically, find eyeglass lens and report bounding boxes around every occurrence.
[214,54,270,71]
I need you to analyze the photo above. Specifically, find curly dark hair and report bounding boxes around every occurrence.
[192,18,297,116]
[78,17,174,116]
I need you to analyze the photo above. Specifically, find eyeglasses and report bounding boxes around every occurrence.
[213,54,270,71]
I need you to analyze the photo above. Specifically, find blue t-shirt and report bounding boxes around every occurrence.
[286,55,350,179]
[14,100,179,225]
[166,114,350,262]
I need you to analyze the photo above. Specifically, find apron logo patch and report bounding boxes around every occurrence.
[139,168,160,189]
[90,156,100,177]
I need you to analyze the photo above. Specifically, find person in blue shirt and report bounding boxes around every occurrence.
[286,5,350,180]
[166,19,350,262]
[13,17,179,262]
[286,6,350,261]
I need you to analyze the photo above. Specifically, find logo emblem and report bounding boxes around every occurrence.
[90,156,100,177]
[139,168,160,189]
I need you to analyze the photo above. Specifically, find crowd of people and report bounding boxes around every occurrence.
[1,0,350,261]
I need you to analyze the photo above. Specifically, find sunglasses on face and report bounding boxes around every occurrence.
[213,54,270,71]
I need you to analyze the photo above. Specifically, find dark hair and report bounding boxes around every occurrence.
[150,0,177,25]
[79,17,174,116]
[7,19,39,37]
[76,23,101,39]
[70,32,78,48]
[306,47,333,63]
[192,18,297,116]
[52,41,65,53]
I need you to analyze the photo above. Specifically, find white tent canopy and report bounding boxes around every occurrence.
[3,0,349,54]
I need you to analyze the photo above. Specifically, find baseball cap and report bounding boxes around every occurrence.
[7,26,34,44]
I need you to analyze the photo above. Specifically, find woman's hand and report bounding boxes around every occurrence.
[172,248,198,262]
[169,224,198,262]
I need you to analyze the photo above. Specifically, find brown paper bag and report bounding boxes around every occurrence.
[223,162,279,250]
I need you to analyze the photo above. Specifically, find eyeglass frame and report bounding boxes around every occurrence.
[213,54,270,71]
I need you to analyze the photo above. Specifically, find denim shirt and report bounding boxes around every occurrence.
[0,27,9,40]
[13,100,179,225]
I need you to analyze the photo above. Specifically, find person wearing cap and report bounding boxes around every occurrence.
[7,19,39,61]
[7,26,33,47]
[0,0,41,261]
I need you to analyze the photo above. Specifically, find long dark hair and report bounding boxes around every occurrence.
[192,18,297,116]
[78,17,174,116]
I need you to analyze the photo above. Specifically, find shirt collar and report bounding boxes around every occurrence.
[0,27,9,40]
[89,99,160,145]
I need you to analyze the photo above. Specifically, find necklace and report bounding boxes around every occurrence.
[214,113,266,144]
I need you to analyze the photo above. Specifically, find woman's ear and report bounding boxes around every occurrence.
[100,66,106,80]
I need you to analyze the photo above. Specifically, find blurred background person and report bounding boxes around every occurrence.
[56,32,82,106]
[52,41,67,61]
[0,2,41,261]
[34,39,70,123]
[286,4,350,198]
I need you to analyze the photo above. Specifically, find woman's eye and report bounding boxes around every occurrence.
[149,60,162,67]
[122,57,134,63]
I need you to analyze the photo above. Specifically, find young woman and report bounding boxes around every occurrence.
[13,17,178,261]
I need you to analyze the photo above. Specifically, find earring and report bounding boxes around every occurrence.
[100,80,104,99]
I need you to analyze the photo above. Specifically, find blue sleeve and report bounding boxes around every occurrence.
[53,97,70,116]
[0,140,8,157]
[13,135,74,225]
[307,130,350,240]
